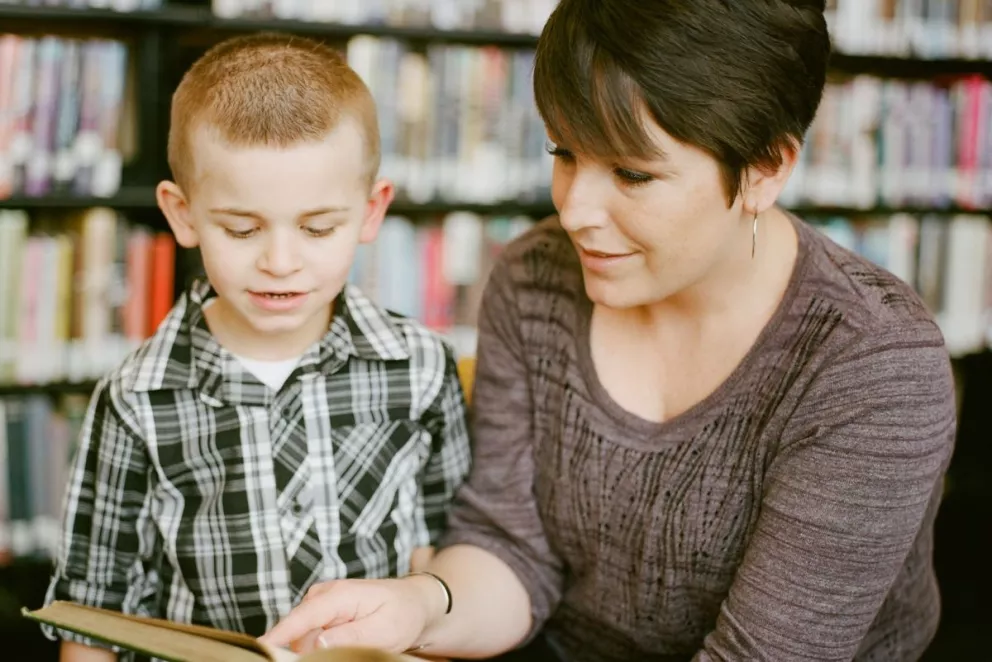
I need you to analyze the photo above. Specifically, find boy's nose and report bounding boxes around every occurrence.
[257,235,303,276]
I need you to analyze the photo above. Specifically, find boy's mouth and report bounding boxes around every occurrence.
[248,290,311,312]
[251,291,305,299]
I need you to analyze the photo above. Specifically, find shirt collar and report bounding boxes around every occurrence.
[134,279,410,405]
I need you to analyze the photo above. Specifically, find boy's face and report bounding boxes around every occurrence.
[158,119,392,360]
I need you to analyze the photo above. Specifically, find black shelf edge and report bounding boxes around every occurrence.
[788,205,992,217]
[0,381,96,397]
[389,199,556,216]
[0,187,160,210]
[830,52,992,78]
[2,191,989,219]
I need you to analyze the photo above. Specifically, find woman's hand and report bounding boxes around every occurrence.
[259,575,448,655]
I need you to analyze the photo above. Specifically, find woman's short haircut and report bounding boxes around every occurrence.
[533,0,831,205]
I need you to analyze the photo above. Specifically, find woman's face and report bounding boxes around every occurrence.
[549,117,758,310]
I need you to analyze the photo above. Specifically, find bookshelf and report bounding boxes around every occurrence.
[0,2,991,660]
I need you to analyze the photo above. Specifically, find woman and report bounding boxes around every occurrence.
[261,1,956,660]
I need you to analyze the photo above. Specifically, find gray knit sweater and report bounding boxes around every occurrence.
[440,214,956,662]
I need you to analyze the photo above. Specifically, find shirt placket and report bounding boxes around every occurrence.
[268,381,324,603]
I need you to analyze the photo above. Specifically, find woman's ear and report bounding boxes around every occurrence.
[156,180,200,248]
[743,140,800,214]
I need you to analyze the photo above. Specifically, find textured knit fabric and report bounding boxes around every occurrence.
[43,279,471,658]
[440,214,956,662]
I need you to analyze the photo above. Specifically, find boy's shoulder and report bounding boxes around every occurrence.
[341,283,456,370]
[102,289,199,398]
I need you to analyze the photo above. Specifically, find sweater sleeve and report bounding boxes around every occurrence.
[438,257,566,641]
[694,327,956,661]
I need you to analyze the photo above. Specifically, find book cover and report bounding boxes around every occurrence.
[23,601,424,662]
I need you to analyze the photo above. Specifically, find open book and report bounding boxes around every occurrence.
[23,601,425,662]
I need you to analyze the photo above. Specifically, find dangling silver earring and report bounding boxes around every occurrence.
[751,211,758,259]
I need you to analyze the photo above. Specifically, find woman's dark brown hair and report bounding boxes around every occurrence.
[533,0,831,206]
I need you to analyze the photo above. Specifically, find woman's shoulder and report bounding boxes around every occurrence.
[792,215,945,347]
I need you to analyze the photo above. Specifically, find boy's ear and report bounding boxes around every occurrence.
[156,180,200,248]
[359,178,395,244]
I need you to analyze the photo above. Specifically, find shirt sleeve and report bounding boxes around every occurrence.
[693,328,956,661]
[420,342,473,545]
[438,258,566,642]
[42,378,162,649]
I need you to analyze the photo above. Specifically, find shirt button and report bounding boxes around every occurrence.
[291,501,304,516]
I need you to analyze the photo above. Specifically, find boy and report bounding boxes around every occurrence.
[40,32,472,662]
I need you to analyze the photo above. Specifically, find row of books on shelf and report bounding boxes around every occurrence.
[7,29,992,210]
[780,74,992,210]
[6,0,992,66]
[0,30,555,206]
[0,391,85,562]
[0,34,131,200]
[0,0,163,10]
[210,0,557,35]
[349,36,549,204]
[0,208,175,387]
[0,205,990,390]
[828,0,992,59]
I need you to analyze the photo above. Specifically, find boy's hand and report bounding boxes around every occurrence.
[259,575,447,655]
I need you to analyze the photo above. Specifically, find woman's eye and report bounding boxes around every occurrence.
[224,228,257,239]
[614,168,654,186]
[545,141,574,161]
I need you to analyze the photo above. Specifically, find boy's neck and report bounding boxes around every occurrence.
[202,297,333,361]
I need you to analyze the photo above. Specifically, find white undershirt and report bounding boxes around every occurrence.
[232,353,301,391]
[202,298,303,391]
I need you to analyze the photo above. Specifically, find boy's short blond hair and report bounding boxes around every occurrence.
[167,32,380,194]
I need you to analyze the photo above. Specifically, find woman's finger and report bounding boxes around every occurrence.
[290,628,324,654]
[260,590,357,647]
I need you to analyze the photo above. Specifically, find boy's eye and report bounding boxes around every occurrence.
[304,226,335,238]
[614,167,654,186]
[225,227,258,239]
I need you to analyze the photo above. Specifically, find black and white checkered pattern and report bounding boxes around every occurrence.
[41,279,471,656]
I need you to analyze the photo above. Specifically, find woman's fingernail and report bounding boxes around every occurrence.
[316,633,329,649]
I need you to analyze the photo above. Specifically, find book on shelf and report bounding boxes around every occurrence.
[344,35,552,207]
[780,73,992,211]
[0,207,176,387]
[22,600,423,662]
[826,0,992,59]
[0,33,131,201]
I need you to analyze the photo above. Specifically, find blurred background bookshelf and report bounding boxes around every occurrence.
[0,0,990,659]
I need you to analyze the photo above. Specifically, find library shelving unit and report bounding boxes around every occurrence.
[1,3,990,661]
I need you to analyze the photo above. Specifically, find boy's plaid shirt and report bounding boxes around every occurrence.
[42,279,472,651]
